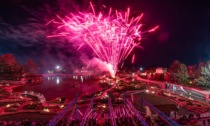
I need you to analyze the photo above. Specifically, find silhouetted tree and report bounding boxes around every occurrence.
[169,60,190,84]
[164,71,170,81]
[0,54,24,80]
[174,63,190,84]
[195,62,205,78]
[1,54,17,67]
[25,59,38,75]
[169,60,181,82]
[195,62,210,87]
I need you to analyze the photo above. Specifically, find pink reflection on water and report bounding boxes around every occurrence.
[14,77,101,101]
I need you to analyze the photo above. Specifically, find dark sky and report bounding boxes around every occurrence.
[0,0,210,68]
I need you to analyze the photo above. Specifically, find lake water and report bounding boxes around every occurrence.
[14,76,101,101]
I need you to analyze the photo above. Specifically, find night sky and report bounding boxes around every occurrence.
[0,0,210,68]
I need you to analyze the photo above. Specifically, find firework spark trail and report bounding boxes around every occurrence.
[47,3,158,77]
[132,54,135,64]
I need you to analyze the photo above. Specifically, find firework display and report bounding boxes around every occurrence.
[47,3,158,77]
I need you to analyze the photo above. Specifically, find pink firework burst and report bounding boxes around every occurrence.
[47,3,158,77]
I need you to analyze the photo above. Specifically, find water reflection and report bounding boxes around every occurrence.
[56,77,60,84]
[80,76,84,83]
[71,76,84,83]
[14,76,101,100]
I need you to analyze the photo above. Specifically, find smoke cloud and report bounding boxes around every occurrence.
[81,56,115,77]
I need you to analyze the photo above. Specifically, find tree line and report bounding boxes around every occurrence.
[0,54,38,80]
[166,60,210,87]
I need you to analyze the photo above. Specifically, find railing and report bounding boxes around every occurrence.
[80,94,94,126]
[48,98,77,126]
[142,99,179,126]
[126,99,149,126]
[108,96,117,126]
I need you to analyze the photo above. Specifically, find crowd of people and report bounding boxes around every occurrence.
[0,119,49,126]
[0,115,155,126]
[55,119,80,126]
[115,116,152,126]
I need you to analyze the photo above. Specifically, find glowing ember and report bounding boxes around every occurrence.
[132,54,135,64]
[47,3,158,77]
